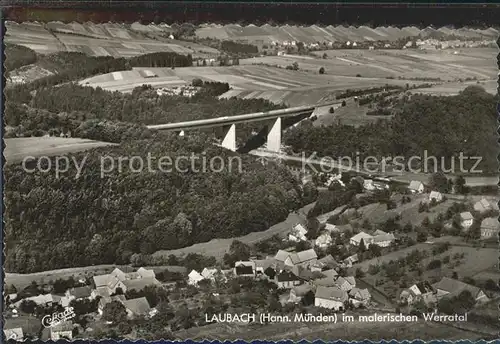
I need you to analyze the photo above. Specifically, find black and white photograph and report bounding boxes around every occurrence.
[2,4,500,342]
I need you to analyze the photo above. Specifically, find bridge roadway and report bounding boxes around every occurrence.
[146,102,339,131]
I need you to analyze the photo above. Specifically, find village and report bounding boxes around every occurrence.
[4,170,499,341]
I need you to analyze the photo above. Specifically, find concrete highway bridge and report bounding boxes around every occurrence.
[147,103,338,152]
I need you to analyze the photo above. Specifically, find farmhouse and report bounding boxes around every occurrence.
[428,191,443,203]
[252,259,275,277]
[349,288,371,307]
[408,181,425,193]
[433,277,489,303]
[92,267,160,294]
[14,294,61,308]
[314,286,348,311]
[313,254,339,271]
[399,281,436,306]
[122,297,152,319]
[349,232,373,247]
[324,223,338,233]
[480,217,500,239]
[459,212,474,229]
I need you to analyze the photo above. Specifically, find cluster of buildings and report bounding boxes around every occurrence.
[400,277,489,307]
[6,267,161,340]
[156,85,199,97]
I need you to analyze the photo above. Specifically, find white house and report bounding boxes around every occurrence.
[314,286,348,311]
[275,249,318,268]
[349,232,373,247]
[409,181,425,193]
[428,191,443,203]
[363,179,376,191]
[188,270,205,286]
[459,212,474,229]
[480,217,500,239]
[315,232,333,249]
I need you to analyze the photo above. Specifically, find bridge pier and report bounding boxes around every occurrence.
[267,117,281,153]
[221,124,237,152]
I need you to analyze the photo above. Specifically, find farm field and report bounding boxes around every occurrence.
[4,137,116,165]
[195,23,498,45]
[79,64,424,106]
[5,21,218,58]
[409,79,497,96]
[245,48,497,81]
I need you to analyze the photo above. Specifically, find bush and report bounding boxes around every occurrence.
[192,78,203,87]
[319,67,325,74]
[341,100,346,107]
[427,259,442,270]
[329,107,335,114]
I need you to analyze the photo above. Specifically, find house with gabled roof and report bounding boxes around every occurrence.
[349,287,371,307]
[276,249,318,268]
[408,180,424,193]
[288,284,313,304]
[399,281,436,306]
[371,233,396,247]
[433,277,489,303]
[98,295,126,315]
[459,212,474,229]
[188,270,205,286]
[315,232,333,249]
[65,286,93,301]
[314,286,348,311]
[480,217,500,239]
[343,254,358,267]
[122,297,151,319]
[335,276,356,291]
[288,223,308,242]
[234,261,256,277]
[275,270,302,289]
[4,328,23,341]
[349,232,373,247]
[428,191,443,203]
[50,321,73,340]
[474,198,493,213]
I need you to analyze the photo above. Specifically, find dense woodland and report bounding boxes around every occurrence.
[285,86,498,173]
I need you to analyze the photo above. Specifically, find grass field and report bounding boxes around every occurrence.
[5,137,116,165]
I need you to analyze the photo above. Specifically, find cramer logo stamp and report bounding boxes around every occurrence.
[41,307,76,328]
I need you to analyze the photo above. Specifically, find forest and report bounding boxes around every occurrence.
[4,130,316,273]
[284,86,498,173]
